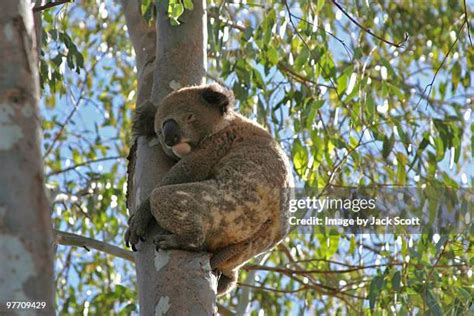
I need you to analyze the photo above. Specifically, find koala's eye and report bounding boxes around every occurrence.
[185,114,196,123]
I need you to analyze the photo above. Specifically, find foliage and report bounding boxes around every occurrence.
[40,1,136,314]
[39,0,472,314]
[142,0,194,25]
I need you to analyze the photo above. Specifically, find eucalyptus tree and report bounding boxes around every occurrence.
[31,0,473,314]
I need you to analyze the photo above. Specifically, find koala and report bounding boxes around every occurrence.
[125,83,294,295]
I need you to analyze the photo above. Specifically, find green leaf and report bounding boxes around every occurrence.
[72,148,82,164]
[141,0,153,15]
[294,47,309,69]
[368,275,383,309]
[141,0,154,23]
[434,136,445,161]
[345,72,357,97]
[451,62,461,91]
[426,290,443,316]
[365,96,376,121]
[396,122,409,148]
[455,287,471,301]
[183,0,194,10]
[52,54,63,67]
[316,0,324,11]
[169,1,184,20]
[292,138,308,176]
[382,134,395,159]
[396,153,407,184]
[392,271,401,292]
[337,70,348,95]
[380,58,396,78]
[266,46,279,65]
[435,235,448,256]
[349,236,356,254]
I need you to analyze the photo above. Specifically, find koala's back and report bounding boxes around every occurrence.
[212,114,291,186]
[204,114,293,270]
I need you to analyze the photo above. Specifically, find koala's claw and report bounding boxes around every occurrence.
[125,211,152,251]
[125,227,142,251]
[124,230,132,248]
[124,227,139,251]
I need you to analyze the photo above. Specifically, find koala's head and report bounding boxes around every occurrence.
[154,83,234,160]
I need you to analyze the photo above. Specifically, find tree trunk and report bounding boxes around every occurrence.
[122,1,217,315]
[0,0,54,314]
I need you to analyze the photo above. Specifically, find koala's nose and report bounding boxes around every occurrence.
[162,119,181,147]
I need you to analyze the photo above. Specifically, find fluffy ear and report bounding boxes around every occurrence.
[201,83,234,114]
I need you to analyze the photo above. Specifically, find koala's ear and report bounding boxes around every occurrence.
[201,83,234,114]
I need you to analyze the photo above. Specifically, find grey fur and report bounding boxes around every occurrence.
[125,83,294,295]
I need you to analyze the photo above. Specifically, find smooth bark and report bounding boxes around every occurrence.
[0,0,54,314]
[122,1,217,315]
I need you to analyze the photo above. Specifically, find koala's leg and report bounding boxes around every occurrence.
[149,185,208,251]
[216,269,238,296]
[211,242,249,269]
[210,219,273,268]
[149,180,273,252]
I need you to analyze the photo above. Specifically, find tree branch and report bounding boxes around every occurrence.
[283,5,353,59]
[42,67,93,158]
[33,0,71,12]
[416,19,466,109]
[277,62,335,89]
[207,11,246,32]
[43,100,80,158]
[463,0,472,46]
[46,156,124,177]
[54,229,135,263]
[283,0,349,113]
[239,282,309,294]
[330,0,408,48]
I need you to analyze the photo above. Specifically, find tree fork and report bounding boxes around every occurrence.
[123,1,217,315]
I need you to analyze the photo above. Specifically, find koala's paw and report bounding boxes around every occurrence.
[153,234,201,252]
[124,211,153,251]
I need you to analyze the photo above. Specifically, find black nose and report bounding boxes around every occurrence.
[162,119,181,147]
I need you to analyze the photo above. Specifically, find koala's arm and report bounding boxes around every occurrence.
[159,151,210,186]
[126,129,234,249]
[160,130,234,186]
